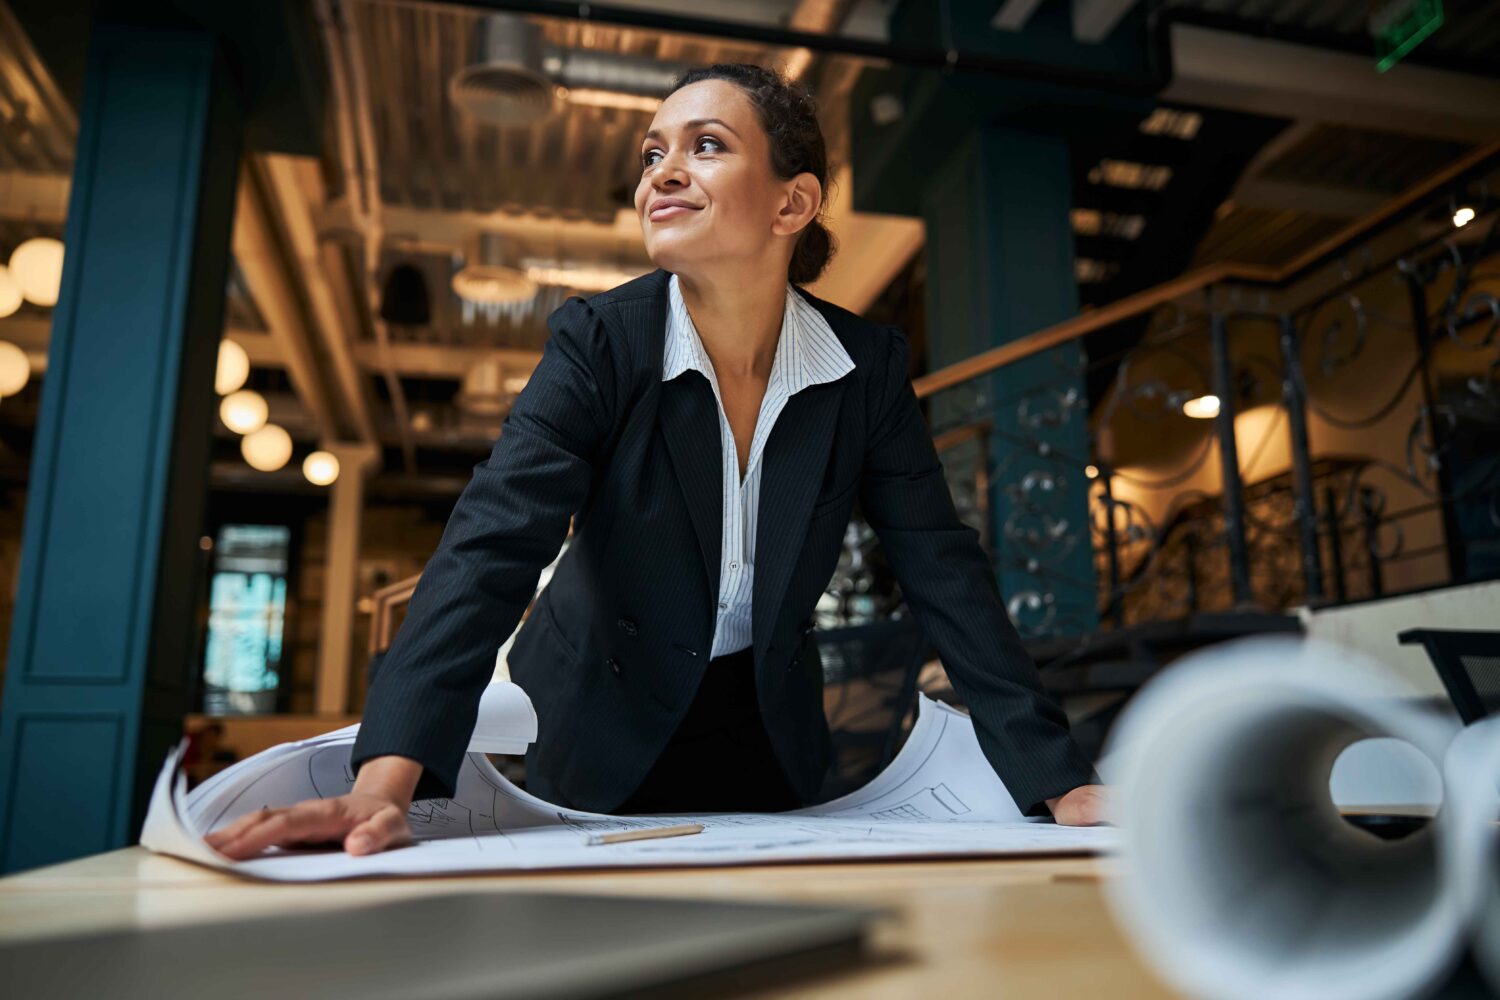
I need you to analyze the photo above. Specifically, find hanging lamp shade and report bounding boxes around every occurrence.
[9,237,64,307]
[452,232,536,305]
[0,266,22,319]
[380,263,431,325]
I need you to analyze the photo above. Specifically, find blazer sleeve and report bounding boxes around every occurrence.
[350,297,621,800]
[857,325,1099,817]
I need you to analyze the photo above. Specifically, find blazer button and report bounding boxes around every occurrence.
[616,617,638,636]
[607,656,622,677]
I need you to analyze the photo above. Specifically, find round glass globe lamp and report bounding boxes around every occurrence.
[241,423,292,472]
[219,389,268,434]
[303,450,340,486]
[9,237,64,307]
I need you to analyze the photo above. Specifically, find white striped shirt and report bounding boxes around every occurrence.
[661,273,855,658]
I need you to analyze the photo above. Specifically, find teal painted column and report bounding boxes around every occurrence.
[0,25,244,872]
[922,126,1097,637]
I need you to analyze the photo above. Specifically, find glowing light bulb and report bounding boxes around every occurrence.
[1182,394,1220,419]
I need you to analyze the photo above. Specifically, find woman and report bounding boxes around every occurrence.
[207,63,1105,860]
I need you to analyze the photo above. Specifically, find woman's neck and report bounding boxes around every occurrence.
[676,266,788,381]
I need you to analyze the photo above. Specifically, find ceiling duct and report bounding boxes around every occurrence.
[451,13,688,125]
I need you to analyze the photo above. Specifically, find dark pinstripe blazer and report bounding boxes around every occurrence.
[351,269,1097,816]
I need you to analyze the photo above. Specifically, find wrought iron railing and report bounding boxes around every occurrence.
[826,140,1500,641]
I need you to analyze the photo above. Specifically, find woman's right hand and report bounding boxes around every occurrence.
[203,755,424,859]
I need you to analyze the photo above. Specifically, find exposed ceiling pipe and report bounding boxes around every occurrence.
[777,0,860,83]
[232,162,342,446]
[317,0,420,475]
[451,13,688,125]
[412,0,1165,95]
[261,153,380,448]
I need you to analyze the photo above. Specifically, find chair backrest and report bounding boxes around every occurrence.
[814,617,932,798]
[1398,628,1500,725]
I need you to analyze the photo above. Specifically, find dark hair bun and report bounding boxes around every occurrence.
[669,63,835,286]
[790,217,835,285]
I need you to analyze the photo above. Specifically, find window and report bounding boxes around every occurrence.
[202,524,290,714]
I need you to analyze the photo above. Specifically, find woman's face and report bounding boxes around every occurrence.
[635,79,812,278]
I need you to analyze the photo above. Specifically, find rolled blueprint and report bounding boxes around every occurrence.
[1449,716,1500,991]
[1103,636,1467,1000]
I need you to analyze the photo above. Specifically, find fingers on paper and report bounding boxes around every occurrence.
[205,799,351,859]
[344,806,411,856]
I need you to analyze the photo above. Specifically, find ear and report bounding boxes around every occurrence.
[771,172,822,238]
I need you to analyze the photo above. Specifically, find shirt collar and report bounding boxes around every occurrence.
[662,273,853,392]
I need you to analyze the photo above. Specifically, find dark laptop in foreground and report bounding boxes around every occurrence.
[0,891,880,999]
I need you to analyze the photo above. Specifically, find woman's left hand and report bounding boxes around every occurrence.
[1045,784,1109,826]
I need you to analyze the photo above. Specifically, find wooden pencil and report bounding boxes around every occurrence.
[585,822,705,846]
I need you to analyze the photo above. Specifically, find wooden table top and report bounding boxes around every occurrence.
[0,847,1175,997]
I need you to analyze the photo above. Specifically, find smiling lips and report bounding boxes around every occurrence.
[647,198,702,222]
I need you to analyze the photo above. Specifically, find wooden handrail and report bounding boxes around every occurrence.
[931,419,992,453]
[912,138,1500,400]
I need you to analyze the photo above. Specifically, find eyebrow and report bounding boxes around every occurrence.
[643,118,742,143]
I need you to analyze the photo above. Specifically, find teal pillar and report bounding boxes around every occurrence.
[922,126,1097,637]
[0,24,244,872]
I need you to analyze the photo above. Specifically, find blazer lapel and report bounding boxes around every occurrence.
[751,377,847,661]
[659,373,723,601]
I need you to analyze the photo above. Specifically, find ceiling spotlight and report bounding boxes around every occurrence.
[216,339,250,395]
[1182,394,1221,420]
[1085,464,1099,479]
[219,389,269,435]
[1454,206,1476,228]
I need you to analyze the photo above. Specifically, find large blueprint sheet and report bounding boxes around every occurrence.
[141,694,1114,881]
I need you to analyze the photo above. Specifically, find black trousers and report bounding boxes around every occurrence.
[616,644,801,814]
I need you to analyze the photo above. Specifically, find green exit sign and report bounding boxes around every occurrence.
[1371,0,1444,73]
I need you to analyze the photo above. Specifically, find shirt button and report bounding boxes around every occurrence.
[729,561,739,570]
[718,601,728,610]
[607,656,622,677]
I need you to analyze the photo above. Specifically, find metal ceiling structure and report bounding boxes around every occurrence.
[0,0,1496,493]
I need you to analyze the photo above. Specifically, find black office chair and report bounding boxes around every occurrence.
[814,617,932,799]
[1398,628,1500,724]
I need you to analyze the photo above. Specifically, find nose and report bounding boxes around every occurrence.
[651,149,689,190]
